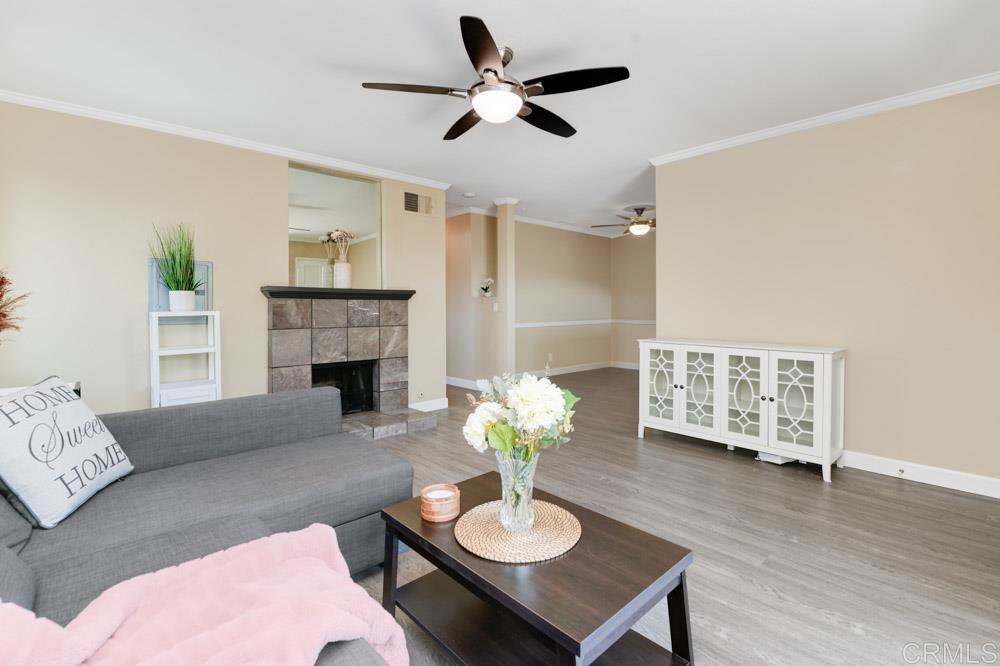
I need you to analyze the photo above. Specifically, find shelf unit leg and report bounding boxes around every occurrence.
[726,445,735,451]
[822,463,832,483]
[637,424,645,438]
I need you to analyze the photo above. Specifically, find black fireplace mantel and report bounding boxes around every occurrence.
[260,286,415,301]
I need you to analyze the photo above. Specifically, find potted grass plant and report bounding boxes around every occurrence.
[150,224,203,312]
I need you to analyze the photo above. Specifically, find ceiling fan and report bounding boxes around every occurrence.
[592,205,656,236]
[362,16,629,140]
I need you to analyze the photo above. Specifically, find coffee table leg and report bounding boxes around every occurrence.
[554,645,578,665]
[667,571,693,663]
[382,525,399,614]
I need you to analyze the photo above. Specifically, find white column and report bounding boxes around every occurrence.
[494,198,518,375]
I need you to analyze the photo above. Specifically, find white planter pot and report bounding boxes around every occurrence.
[168,290,197,312]
[333,260,352,289]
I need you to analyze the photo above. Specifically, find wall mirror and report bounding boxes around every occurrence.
[287,165,381,289]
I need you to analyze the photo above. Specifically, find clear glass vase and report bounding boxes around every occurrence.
[496,449,539,532]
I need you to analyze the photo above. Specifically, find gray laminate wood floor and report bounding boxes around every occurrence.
[356,368,1000,666]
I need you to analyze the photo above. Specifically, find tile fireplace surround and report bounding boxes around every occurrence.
[261,286,415,414]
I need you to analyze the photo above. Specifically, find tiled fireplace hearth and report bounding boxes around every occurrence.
[261,286,415,415]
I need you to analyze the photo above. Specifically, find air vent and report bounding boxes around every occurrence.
[403,192,432,215]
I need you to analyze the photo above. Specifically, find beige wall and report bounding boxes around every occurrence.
[0,101,288,413]
[610,234,656,366]
[288,237,378,288]
[515,222,612,373]
[381,179,447,406]
[655,85,1000,477]
[446,213,499,381]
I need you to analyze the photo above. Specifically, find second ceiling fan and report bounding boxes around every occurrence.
[592,205,656,236]
[362,16,629,140]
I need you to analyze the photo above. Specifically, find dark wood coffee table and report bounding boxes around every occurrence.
[381,472,694,665]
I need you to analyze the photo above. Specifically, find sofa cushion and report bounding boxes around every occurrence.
[315,639,388,666]
[0,376,133,527]
[101,387,343,474]
[31,514,268,625]
[20,432,413,572]
[0,544,35,610]
[0,496,31,553]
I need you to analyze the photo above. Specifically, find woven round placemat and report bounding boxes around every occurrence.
[453,500,582,563]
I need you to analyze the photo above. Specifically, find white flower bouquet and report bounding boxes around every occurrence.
[320,229,355,261]
[463,374,579,531]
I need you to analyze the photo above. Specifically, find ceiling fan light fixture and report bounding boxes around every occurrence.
[628,223,651,236]
[470,85,524,123]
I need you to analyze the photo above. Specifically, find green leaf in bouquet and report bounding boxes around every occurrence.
[487,422,517,455]
[562,389,580,412]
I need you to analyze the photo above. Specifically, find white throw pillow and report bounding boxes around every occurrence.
[0,377,133,528]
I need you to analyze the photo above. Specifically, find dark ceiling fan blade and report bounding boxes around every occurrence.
[443,109,481,140]
[362,82,464,96]
[591,223,628,228]
[460,16,504,78]
[522,67,630,96]
[519,102,576,137]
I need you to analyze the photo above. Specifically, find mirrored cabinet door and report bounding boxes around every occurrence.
[681,347,719,434]
[644,345,679,425]
[768,352,824,457]
[724,350,769,446]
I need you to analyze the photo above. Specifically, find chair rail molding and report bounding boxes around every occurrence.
[515,319,655,328]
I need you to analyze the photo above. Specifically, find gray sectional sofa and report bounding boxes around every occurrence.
[0,387,413,665]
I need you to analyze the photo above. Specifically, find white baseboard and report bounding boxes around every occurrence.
[525,361,610,377]
[452,364,634,387]
[841,450,1000,499]
[409,397,449,412]
[445,376,491,391]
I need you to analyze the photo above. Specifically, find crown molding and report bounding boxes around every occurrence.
[493,197,520,206]
[516,215,620,238]
[445,206,492,218]
[0,89,452,191]
[649,70,1000,166]
[447,207,631,238]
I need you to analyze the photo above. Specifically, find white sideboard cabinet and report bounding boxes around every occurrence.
[639,338,845,482]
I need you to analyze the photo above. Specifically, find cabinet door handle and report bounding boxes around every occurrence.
[673,384,678,389]
[760,396,767,401]
[680,385,685,389]
[768,397,775,402]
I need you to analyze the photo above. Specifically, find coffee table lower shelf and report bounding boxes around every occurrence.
[395,569,688,666]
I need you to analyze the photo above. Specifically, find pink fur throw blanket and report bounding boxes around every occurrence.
[0,523,408,666]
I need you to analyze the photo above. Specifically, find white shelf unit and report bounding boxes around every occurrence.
[149,311,222,407]
[638,338,846,482]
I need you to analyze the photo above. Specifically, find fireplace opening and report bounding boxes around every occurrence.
[312,360,376,414]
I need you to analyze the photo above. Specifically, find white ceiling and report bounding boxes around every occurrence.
[2,1,999,232]
[288,168,378,243]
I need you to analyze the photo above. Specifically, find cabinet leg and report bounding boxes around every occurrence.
[726,445,735,451]
[822,463,832,483]
[638,424,645,438]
